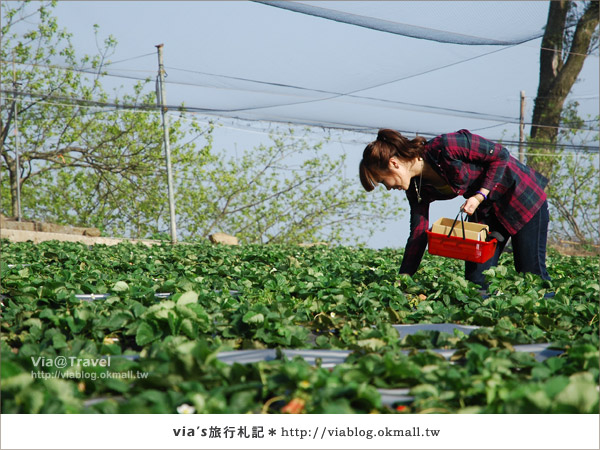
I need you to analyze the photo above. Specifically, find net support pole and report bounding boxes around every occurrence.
[12,52,22,221]
[155,44,177,244]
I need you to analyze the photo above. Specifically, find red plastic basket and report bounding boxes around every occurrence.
[426,209,497,264]
[426,230,497,263]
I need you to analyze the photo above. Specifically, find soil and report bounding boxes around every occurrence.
[549,241,600,258]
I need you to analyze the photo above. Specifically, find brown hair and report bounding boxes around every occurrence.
[359,129,427,192]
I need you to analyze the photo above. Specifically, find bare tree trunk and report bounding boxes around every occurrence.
[2,155,19,217]
[531,1,569,144]
[1,103,19,217]
[529,1,599,177]
[9,165,19,218]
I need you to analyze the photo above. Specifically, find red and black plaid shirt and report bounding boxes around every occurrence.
[399,129,548,275]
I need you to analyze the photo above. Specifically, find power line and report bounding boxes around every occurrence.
[7,51,597,103]
[6,85,597,137]
[101,52,155,67]
[500,139,599,153]
[165,45,521,117]
[539,46,599,58]
[13,56,523,122]
[176,114,600,157]
[0,59,154,82]
[3,83,599,152]
[4,59,597,132]
[2,94,595,157]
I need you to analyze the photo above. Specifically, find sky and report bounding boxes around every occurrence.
[8,1,600,248]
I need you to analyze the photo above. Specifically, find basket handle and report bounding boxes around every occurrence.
[481,227,489,241]
[471,210,488,240]
[447,208,466,240]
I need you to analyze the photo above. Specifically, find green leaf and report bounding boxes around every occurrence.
[355,338,386,351]
[143,301,175,320]
[243,311,265,324]
[322,399,355,414]
[52,332,68,349]
[411,383,439,398]
[525,389,551,411]
[112,281,129,292]
[1,373,34,392]
[23,318,43,329]
[554,373,599,413]
[105,312,131,331]
[181,319,196,339]
[543,376,569,397]
[356,382,382,407]
[167,311,182,335]
[135,322,158,346]
[1,360,24,378]
[176,291,198,306]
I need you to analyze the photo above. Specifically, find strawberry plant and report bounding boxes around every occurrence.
[1,239,598,413]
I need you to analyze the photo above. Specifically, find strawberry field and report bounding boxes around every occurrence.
[1,239,598,414]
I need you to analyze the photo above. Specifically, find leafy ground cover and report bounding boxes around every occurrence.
[1,239,598,413]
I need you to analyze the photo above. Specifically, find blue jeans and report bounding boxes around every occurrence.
[465,200,551,289]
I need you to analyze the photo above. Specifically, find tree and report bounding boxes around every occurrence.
[528,0,598,177]
[1,1,404,245]
[526,1,599,247]
[0,1,211,236]
[544,103,599,246]
[175,127,402,245]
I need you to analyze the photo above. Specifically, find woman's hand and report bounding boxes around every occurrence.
[461,196,482,215]
[461,189,489,215]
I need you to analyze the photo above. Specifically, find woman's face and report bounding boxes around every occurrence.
[375,157,414,191]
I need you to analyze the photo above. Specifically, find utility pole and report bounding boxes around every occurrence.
[519,90,526,164]
[13,52,21,221]
[155,44,177,244]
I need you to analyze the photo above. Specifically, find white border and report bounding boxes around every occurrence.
[1,413,599,449]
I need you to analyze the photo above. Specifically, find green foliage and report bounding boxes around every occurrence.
[542,103,599,245]
[1,2,401,245]
[1,239,598,413]
[1,2,215,238]
[176,127,402,245]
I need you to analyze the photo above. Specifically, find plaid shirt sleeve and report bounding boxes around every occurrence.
[398,189,430,275]
[441,129,510,196]
[431,129,548,235]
